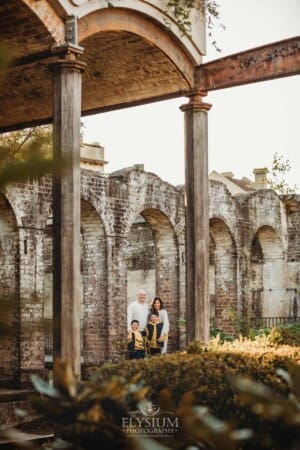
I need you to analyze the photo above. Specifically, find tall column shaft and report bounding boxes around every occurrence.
[181,91,211,344]
[50,50,86,378]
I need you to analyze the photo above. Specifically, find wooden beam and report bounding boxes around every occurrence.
[0,90,187,134]
[198,36,300,91]
[50,49,86,380]
[180,91,211,344]
[12,50,54,67]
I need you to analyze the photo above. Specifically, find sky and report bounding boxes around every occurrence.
[82,0,300,191]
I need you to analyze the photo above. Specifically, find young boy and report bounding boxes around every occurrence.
[127,320,145,359]
[146,312,166,356]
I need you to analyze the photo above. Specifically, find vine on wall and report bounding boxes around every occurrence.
[165,0,224,51]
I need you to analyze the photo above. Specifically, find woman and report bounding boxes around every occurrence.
[150,296,169,354]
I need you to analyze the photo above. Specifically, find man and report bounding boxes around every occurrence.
[127,290,149,332]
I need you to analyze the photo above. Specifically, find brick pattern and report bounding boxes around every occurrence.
[81,199,107,364]
[0,170,299,386]
[210,217,237,333]
[0,194,19,387]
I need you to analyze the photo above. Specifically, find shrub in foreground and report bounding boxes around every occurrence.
[90,340,299,449]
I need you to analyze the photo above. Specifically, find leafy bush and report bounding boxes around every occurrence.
[5,344,299,450]
[90,341,299,449]
[268,323,300,346]
[29,360,148,450]
[210,327,234,342]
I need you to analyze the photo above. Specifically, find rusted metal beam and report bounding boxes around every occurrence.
[197,36,300,91]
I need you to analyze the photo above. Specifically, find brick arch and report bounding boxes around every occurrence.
[123,200,178,238]
[209,233,216,323]
[125,208,180,352]
[1,188,23,228]
[80,189,115,237]
[0,192,20,387]
[250,225,285,318]
[81,199,108,365]
[78,8,194,86]
[209,217,238,333]
[251,225,283,260]
[21,0,64,45]
[42,198,109,365]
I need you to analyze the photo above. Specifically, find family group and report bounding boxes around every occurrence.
[127,290,169,359]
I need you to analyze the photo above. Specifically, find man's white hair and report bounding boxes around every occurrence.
[137,289,146,296]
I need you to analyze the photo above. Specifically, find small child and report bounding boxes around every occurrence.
[146,312,166,356]
[127,320,145,359]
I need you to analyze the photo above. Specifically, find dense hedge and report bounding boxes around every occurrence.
[91,352,291,418]
[89,340,300,449]
[268,323,300,346]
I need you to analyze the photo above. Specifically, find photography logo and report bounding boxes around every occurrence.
[122,400,179,438]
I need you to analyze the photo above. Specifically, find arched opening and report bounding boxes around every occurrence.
[126,215,156,302]
[81,199,107,365]
[0,0,63,130]
[209,234,216,326]
[43,219,53,362]
[42,200,108,365]
[250,226,285,317]
[0,193,19,387]
[209,218,238,333]
[125,209,179,352]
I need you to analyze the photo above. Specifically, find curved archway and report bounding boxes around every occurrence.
[0,193,19,387]
[81,199,108,365]
[79,8,195,85]
[209,233,216,325]
[125,208,179,352]
[21,0,64,44]
[209,218,238,333]
[250,225,285,318]
[42,200,108,365]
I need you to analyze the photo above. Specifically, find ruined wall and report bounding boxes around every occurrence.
[284,196,300,317]
[126,217,156,303]
[0,168,299,386]
[0,194,19,387]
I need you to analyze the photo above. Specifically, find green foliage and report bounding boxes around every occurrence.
[210,327,234,342]
[0,126,60,187]
[268,152,298,194]
[0,126,52,163]
[29,360,148,450]
[5,348,299,449]
[212,321,300,346]
[91,340,299,449]
[230,361,300,450]
[268,323,300,346]
[155,389,252,450]
[165,0,223,51]
[92,349,293,413]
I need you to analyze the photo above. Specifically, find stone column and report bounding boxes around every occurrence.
[49,46,86,379]
[180,90,211,344]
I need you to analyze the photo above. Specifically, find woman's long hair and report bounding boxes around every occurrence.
[150,296,164,313]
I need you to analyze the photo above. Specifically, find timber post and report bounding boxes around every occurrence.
[49,44,86,379]
[180,90,211,344]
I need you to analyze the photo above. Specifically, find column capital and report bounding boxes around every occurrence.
[180,89,212,113]
[49,44,86,72]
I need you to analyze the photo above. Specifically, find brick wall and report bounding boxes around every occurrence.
[0,193,19,387]
[0,169,299,386]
